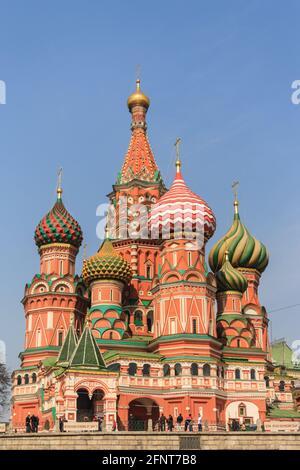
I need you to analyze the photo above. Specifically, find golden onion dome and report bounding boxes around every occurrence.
[127,79,150,111]
[209,200,269,274]
[216,251,248,293]
[82,237,132,285]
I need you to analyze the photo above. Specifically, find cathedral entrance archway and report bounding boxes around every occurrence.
[76,388,105,422]
[128,398,159,431]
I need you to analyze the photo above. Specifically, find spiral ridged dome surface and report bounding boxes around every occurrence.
[209,201,269,273]
[34,198,83,249]
[216,254,248,293]
[82,238,132,285]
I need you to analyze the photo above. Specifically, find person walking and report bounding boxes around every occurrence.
[159,413,166,432]
[167,415,173,432]
[25,413,31,433]
[176,413,183,431]
[197,414,202,432]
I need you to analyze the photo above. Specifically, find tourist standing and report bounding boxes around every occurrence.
[184,414,192,432]
[176,413,183,431]
[97,416,103,432]
[188,415,194,432]
[30,414,36,433]
[159,413,166,431]
[112,418,117,431]
[167,415,173,432]
[25,414,31,433]
[197,414,202,432]
[59,415,67,432]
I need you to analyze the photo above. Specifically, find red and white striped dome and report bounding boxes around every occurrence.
[149,166,216,242]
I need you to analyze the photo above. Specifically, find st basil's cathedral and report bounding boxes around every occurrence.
[11,80,299,432]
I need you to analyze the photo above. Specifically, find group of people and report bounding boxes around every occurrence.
[25,413,39,433]
[158,413,203,432]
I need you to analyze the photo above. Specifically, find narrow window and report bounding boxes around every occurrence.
[58,331,63,346]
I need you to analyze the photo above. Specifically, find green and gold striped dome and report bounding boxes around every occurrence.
[209,200,269,273]
[82,237,132,285]
[216,251,248,293]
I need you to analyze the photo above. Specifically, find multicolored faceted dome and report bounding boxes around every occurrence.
[209,200,269,273]
[34,193,83,249]
[149,161,216,242]
[82,237,132,285]
[216,251,248,293]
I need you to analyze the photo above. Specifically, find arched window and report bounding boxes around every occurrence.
[250,369,256,380]
[264,376,270,388]
[128,363,137,376]
[134,311,143,326]
[203,364,211,377]
[174,363,182,376]
[24,374,29,385]
[146,265,151,279]
[32,373,37,384]
[191,363,198,376]
[142,364,151,377]
[192,319,197,334]
[107,363,121,373]
[163,364,170,377]
[17,375,22,385]
[147,311,153,332]
[279,380,285,392]
[109,332,113,340]
[235,369,241,380]
[221,367,225,379]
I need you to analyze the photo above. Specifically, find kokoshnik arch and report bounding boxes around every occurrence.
[11,79,288,432]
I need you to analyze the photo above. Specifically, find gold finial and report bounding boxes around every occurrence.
[136,64,141,90]
[224,250,229,262]
[57,167,63,200]
[175,137,182,173]
[127,74,150,111]
[232,180,239,214]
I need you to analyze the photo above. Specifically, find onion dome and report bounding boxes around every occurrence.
[209,199,269,273]
[127,79,150,111]
[82,236,132,285]
[216,251,248,293]
[149,149,216,241]
[34,184,83,249]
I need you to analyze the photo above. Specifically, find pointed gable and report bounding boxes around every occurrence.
[70,326,106,369]
[57,324,78,365]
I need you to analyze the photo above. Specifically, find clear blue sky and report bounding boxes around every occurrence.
[1,0,300,369]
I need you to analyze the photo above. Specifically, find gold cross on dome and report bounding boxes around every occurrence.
[232,180,239,202]
[57,167,63,199]
[174,137,181,171]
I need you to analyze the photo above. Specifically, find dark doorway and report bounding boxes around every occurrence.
[128,398,159,431]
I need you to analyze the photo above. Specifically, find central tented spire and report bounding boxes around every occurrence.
[117,79,164,186]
